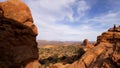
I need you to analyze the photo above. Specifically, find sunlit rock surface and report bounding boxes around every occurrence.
[68,26,120,68]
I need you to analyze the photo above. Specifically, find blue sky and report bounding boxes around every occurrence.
[1,0,120,41]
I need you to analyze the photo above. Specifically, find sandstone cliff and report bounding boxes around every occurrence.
[68,26,120,68]
[0,0,39,68]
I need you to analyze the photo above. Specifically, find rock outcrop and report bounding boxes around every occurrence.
[0,0,39,68]
[82,39,89,46]
[68,25,120,68]
[82,39,94,49]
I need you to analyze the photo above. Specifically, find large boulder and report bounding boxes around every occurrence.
[0,0,39,68]
[82,39,94,49]
[0,0,37,34]
[82,39,89,46]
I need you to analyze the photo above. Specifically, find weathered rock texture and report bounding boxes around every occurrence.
[68,26,120,68]
[0,0,39,68]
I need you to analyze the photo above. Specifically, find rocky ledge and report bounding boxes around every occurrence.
[68,25,120,68]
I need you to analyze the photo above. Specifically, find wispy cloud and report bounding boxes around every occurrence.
[22,0,120,41]
[24,0,74,22]
[84,11,120,27]
[75,0,90,21]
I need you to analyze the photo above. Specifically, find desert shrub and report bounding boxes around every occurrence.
[44,60,50,68]
[77,48,85,57]
[39,45,85,65]
[61,56,67,60]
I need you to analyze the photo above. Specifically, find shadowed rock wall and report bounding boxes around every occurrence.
[0,0,39,68]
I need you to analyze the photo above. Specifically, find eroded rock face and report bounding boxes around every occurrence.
[68,26,120,68]
[0,0,38,68]
[90,26,120,68]
[0,0,37,35]
[97,26,120,44]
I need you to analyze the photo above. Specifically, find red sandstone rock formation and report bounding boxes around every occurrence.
[82,39,94,48]
[82,39,89,46]
[68,26,120,68]
[0,0,39,68]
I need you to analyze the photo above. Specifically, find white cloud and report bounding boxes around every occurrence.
[84,11,120,26]
[23,0,96,41]
[24,0,90,22]
[23,0,120,41]
[37,20,100,41]
[25,0,75,23]
[76,0,90,20]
